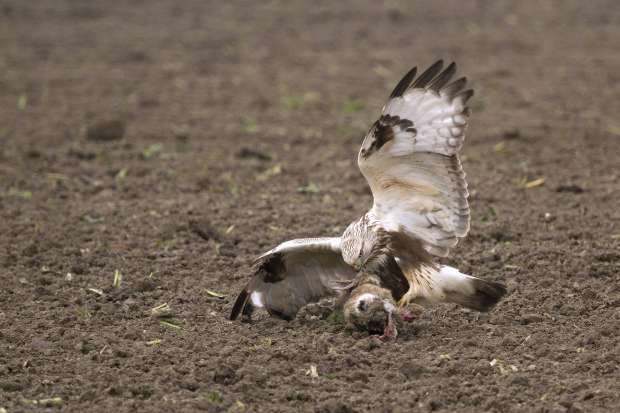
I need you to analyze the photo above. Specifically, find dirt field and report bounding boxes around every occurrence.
[1,1,619,412]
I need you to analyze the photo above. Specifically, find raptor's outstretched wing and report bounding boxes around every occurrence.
[230,238,356,320]
[358,60,473,257]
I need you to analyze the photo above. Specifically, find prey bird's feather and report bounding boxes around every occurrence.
[230,238,356,321]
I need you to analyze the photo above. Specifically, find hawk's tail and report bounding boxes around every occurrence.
[403,265,506,311]
[434,266,506,311]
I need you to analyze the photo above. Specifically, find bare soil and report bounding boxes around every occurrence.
[1,1,619,412]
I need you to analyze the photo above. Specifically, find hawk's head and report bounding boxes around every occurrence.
[341,217,385,270]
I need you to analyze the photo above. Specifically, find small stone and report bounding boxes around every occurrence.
[113,349,129,358]
[218,244,237,258]
[86,119,126,142]
[349,371,369,383]
[171,124,190,141]
[179,379,199,391]
[549,404,568,413]
[235,147,271,161]
[472,359,491,375]
[556,184,585,194]
[213,365,237,385]
[133,279,156,293]
[189,218,222,242]
[22,243,38,256]
[106,386,122,396]
[520,313,543,324]
[79,390,97,402]
[314,334,331,354]
[76,341,95,354]
[0,380,24,392]
[503,128,521,140]
[355,337,381,352]
[427,399,442,411]
[400,361,427,379]
[315,400,357,413]
[510,375,530,386]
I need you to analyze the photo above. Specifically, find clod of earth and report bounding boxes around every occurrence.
[86,119,126,142]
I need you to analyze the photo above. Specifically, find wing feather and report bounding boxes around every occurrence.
[389,66,417,98]
[410,59,444,88]
[230,238,356,320]
[428,62,456,92]
[358,61,472,257]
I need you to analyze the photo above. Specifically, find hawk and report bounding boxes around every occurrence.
[230,61,506,337]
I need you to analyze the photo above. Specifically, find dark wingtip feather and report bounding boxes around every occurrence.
[429,62,457,92]
[411,60,444,89]
[230,288,249,320]
[389,66,418,98]
[457,89,475,104]
[443,77,468,99]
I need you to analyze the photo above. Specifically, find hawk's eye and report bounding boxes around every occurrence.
[357,300,368,312]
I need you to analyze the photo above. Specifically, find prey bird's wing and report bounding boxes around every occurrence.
[358,61,473,257]
[230,238,357,321]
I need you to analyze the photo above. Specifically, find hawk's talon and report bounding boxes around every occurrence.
[399,309,416,322]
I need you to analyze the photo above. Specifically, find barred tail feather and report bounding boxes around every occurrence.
[436,265,506,311]
[402,264,506,311]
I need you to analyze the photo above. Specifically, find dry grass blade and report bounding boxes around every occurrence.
[489,358,519,374]
[305,364,319,379]
[159,320,181,330]
[112,269,122,288]
[205,289,226,299]
[86,287,104,296]
[523,177,545,188]
[21,397,63,407]
[150,303,172,318]
[297,182,320,193]
[256,164,282,182]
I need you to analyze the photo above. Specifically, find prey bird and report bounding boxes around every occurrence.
[230,61,506,337]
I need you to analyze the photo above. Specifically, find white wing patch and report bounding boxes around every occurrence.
[250,291,265,307]
[384,89,469,157]
[358,61,472,257]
